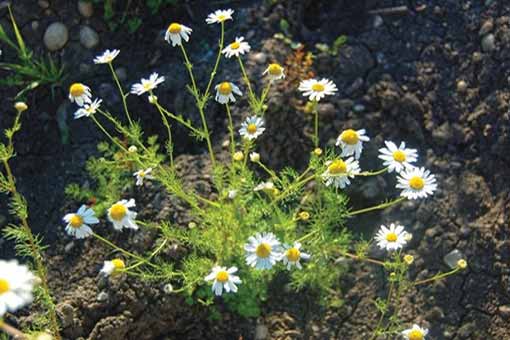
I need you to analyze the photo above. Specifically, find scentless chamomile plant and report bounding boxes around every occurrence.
[0,8,468,340]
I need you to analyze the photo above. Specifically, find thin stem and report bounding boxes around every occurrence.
[237,57,257,106]
[256,161,277,179]
[203,21,225,100]
[313,102,319,148]
[225,103,235,157]
[295,229,318,243]
[258,80,273,114]
[90,115,129,153]
[370,281,394,340]
[125,239,168,271]
[273,174,316,205]
[108,62,133,126]
[92,232,157,268]
[341,252,385,266]
[153,102,202,136]
[151,91,174,167]
[347,197,406,217]
[0,321,27,339]
[357,167,388,177]
[413,268,460,286]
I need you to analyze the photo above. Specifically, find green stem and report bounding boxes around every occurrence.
[125,239,168,271]
[108,62,133,126]
[225,103,235,158]
[256,161,277,179]
[237,56,257,106]
[413,268,460,286]
[92,232,157,268]
[313,101,319,148]
[153,102,202,136]
[151,91,174,167]
[90,115,129,153]
[341,252,385,266]
[203,21,225,100]
[357,167,388,177]
[347,197,406,217]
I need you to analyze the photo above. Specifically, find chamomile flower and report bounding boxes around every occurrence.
[239,116,265,140]
[282,242,311,270]
[263,63,285,81]
[74,98,102,119]
[253,181,274,193]
[298,78,337,102]
[206,9,234,24]
[0,260,35,317]
[69,83,92,106]
[133,168,154,186]
[250,152,260,162]
[14,102,28,113]
[131,73,165,96]
[100,259,125,276]
[336,129,370,159]
[402,324,429,340]
[63,205,99,239]
[215,81,242,104]
[375,223,408,251]
[321,158,360,189]
[378,141,418,173]
[93,49,120,64]
[204,266,241,296]
[396,167,437,199]
[244,232,282,270]
[164,23,192,47]
[222,37,250,58]
[107,199,138,231]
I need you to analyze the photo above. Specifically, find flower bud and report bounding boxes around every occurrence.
[250,152,260,162]
[14,102,28,113]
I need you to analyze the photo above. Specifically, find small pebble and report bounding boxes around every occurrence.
[38,0,50,9]
[252,52,267,64]
[43,22,69,51]
[79,26,99,49]
[78,0,94,18]
[456,80,467,93]
[96,291,109,302]
[481,34,496,52]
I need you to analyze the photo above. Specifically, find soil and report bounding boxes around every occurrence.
[1,0,510,339]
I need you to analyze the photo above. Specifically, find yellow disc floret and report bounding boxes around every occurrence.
[409,176,425,190]
[408,329,424,340]
[168,23,181,33]
[247,123,257,134]
[311,83,325,92]
[0,278,10,294]
[111,259,125,271]
[268,63,282,75]
[286,248,301,262]
[215,270,229,283]
[256,243,272,258]
[218,82,232,95]
[110,203,127,221]
[69,83,85,97]
[393,150,406,162]
[328,159,347,174]
[341,129,359,145]
[69,214,84,228]
[230,41,241,49]
[386,232,398,242]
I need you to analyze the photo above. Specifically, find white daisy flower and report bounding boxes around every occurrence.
[239,116,265,140]
[282,242,311,270]
[249,152,260,162]
[336,129,370,159]
[62,205,99,239]
[93,49,120,64]
[215,81,242,104]
[263,63,285,81]
[221,37,250,58]
[244,232,282,270]
[133,168,154,186]
[206,9,234,24]
[375,223,408,251]
[69,83,92,106]
[402,324,429,340]
[100,259,125,276]
[378,141,418,173]
[131,72,165,96]
[74,98,102,119]
[227,190,237,199]
[298,78,337,102]
[0,260,35,317]
[164,22,192,47]
[107,199,138,231]
[321,158,360,189]
[396,167,437,199]
[204,266,241,296]
[253,181,274,193]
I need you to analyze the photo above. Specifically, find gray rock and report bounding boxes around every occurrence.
[479,19,494,36]
[254,323,269,340]
[251,52,267,64]
[78,0,94,18]
[443,249,464,269]
[337,45,375,81]
[481,33,496,52]
[79,26,99,49]
[96,291,109,302]
[456,80,468,93]
[43,22,69,51]
[38,0,50,9]
[498,305,510,318]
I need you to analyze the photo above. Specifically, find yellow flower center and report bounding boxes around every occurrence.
[217,14,226,21]
[218,82,232,95]
[311,83,325,92]
[0,278,10,294]
[230,41,241,49]
[408,330,424,340]
[298,211,310,220]
[138,171,146,178]
[386,232,398,242]
[111,259,125,270]
[69,214,84,228]
[268,63,282,75]
[233,151,244,161]
[286,248,301,262]
[70,83,85,97]
[328,160,347,174]
[168,23,181,33]
[256,242,272,258]
[341,129,359,145]
[393,150,406,162]
[409,176,425,190]
[143,82,153,91]
[247,123,258,134]
[215,270,229,283]
[110,203,127,221]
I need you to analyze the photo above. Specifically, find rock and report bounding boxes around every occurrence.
[38,0,50,9]
[254,323,269,340]
[479,19,494,36]
[353,104,365,112]
[78,0,94,18]
[43,22,69,51]
[79,26,99,49]
[443,249,464,269]
[373,15,383,28]
[318,103,335,120]
[481,34,496,52]
[97,291,109,302]
[337,45,375,81]
[64,242,75,253]
[252,52,267,64]
[56,303,75,328]
[432,122,453,145]
[456,80,467,93]
[498,305,510,318]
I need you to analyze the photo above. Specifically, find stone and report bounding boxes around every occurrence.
[252,52,267,64]
[337,45,375,81]
[443,249,464,269]
[78,0,94,18]
[479,19,494,36]
[498,305,510,318]
[97,291,109,302]
[456,80,468,93]
[43,22,69,51]
[79,26,99,49]
[254,323,269,340]
[38,0,50,9]
[481,34,496,52]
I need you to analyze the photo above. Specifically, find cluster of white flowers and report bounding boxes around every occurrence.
[0,260,36,317]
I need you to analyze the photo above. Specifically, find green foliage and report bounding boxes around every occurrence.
[315,35,348,56]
